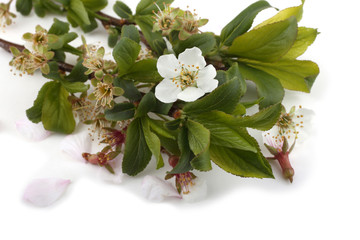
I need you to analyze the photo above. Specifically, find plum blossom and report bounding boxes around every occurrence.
[15,118,51,141]
[23,178,71,207]
[155,47,218,103]
[141,175,181,202]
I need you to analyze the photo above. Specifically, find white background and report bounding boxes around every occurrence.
[1,0,359,239]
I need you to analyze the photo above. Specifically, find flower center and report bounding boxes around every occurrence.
[172,65,200,90]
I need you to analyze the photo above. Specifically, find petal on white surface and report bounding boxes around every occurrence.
[23,178,71,207]
[97,154,124,184]
[15,118,51,141]
[60,133,91,162]
[182,179,207,202]
[178,47,206,70]
[141,175,181,202]
[177,87,205,102]
[155,79,182,103]
[157,54,180,78]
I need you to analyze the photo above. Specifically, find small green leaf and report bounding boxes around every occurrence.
[220,1,272,46]
[121,25,140,43]
[281,27,319,60]
[169,127,193,174]
[61,81,89,93]
[113,87,124,96]
[135,0,174,16]
[48,18,70,35]
[81,0,107,12]
[183,77,242,115]
[148,119,177,140]
[69,0,91,25]
[108,27,119,48]
[135,92,156,117]
[237,62,284,109]
[113,78,142,101]
[142,117,164,169]
[210,144,274,178]
[104,102,136,121]
[191,148,212,172]
[164,118,181,131]
[16,0,33,16]
[186,120,210,155]
[121,59,162,83]
[174,33,217,56]
[255,0,305,29]
[242,58,319,92]
[65,60,88,83]
[228,17,298,62]
[34,2,46,17]
[41,82,76,134]
[26,81,56,123]
[122,118,152,176]
[113,1,133,19]
[113,37,141,76]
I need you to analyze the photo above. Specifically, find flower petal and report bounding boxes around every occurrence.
[163,37,174,54]
[157,54,180,78]
[155,78,182,103]
[197,65,218,93]
[97,154,124,184]
[60,133,91,162]
[182,178,207,202]
[178,47,206,71]
[15,118,51,141]
[141,175,181,202]
[177,87,205,102]
[23,178,71,207]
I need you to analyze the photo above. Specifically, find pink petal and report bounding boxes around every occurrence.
[141,175,181,202]
[23,178,71,207]
[60,133,91,162]
[97,154,124,184]
[15,118,51,141]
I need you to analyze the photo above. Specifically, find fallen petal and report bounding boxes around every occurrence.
[60,133,91,162]
[15,118,51,141]
[182,178,207,202]
[97,154,124,184]
[141,175,181,202]
[23,178,71,207]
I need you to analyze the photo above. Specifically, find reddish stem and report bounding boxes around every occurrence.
[275,152,295,183]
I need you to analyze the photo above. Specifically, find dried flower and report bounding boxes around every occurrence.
[0,1,16,30]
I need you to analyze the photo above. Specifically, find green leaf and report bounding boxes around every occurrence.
[135,92,156,117]
[183,77,242,115]
[135,0,174,16]
[210,144,273,178]
[189,112,257,153]
[65,60,88,83]
[61,81,89,93]
[79,15,98,33]
[69,0,91,25]
[113,78,142,101]
[121,59,162,83]
[281,27,319,59]
[113,1,133,19]
[164,118,181,131]
[16,0,33,16]
[135,15,166,55]
[122,118,152,176]
[242,58,319,92]
[26,81,56,123]
[41,82,76,134]
[228,17,298,62]
[34,1,46,17]
[81,0,107,12]
[108,27,119,48]
[186,120,210,155]
[48,18,70,35]
[169,127,193,174]
[255,0,304,29]
[237,62,284,109]
[113,37,141,76]
[173,33,217,56]
[191,148,212,172]
[220,1,272,46]
[121,25,140,43]
[104,102,136,121]
[148,119,177,140]
[158,134,180,156]
[142,117,164,169]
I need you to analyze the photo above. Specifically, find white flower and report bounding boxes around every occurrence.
[15,118,51,141]
[23,178,71,207]
[60,133,91,162]
[141,175,182,202]
[181,178,207,202]
[263,106,314,147]
[155,47,218,103]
